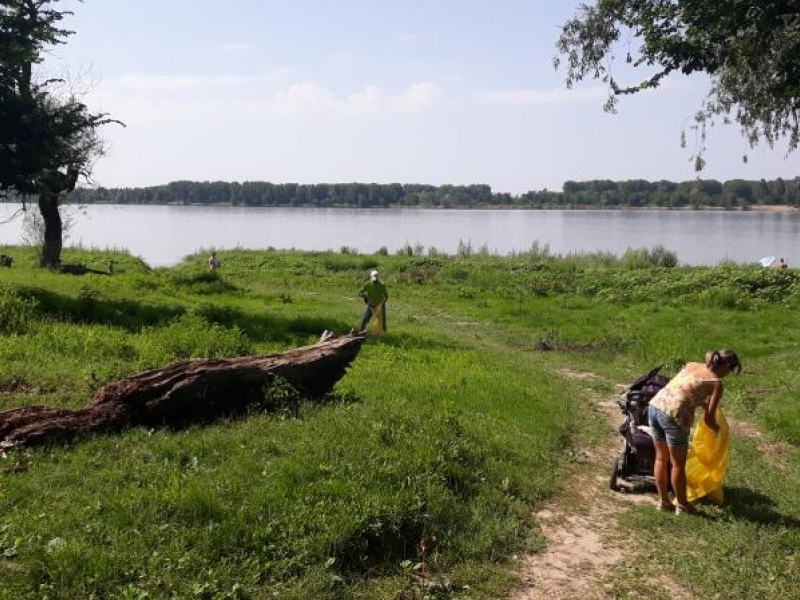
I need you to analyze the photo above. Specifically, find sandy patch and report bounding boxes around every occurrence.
[509,379,694,600]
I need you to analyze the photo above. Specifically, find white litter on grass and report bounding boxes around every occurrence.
[759,256,776,267]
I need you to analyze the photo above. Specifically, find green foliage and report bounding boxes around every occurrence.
[556,2,800,167]
[67,176,800,208]
[0,286,39,334]
[1,1,121,266]
[0,247,798,600]
[621,244,678,268]
[143,313,251,361]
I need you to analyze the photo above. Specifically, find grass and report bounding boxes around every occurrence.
[0,244,798,599]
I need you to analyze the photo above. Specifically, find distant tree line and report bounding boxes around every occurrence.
[54,177,800,209]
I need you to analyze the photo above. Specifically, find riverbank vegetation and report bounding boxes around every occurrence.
[55,176,800,210]
[0,245,798,599]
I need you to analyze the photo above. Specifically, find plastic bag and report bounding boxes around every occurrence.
[685,407,729,505]
[371,303,386,336]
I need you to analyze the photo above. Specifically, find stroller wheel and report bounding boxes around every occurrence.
[609,456,620,491]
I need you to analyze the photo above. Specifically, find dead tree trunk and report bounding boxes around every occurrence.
[0,333,365,450]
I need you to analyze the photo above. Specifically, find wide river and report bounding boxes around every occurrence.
[1,204,798,268]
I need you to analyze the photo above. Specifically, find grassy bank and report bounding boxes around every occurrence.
[0,245,798,599]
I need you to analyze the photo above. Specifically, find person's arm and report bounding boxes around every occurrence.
[358,284,370,305]
[703,381,723,432]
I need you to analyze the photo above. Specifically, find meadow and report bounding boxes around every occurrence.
[0,244,798,599]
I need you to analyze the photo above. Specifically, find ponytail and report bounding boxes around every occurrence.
[706,348,741,374]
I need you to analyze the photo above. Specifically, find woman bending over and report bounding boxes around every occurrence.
[647,349,741,514]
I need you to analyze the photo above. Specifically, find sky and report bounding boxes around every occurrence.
[45,0,799,195]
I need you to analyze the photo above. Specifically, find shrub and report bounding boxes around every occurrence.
[622,245,678,268]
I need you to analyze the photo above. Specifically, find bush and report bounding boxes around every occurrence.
[622,245,678,268]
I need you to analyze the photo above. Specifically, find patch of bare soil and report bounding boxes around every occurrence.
[509,374,694,600]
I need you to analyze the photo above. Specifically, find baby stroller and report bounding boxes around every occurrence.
[609,365,669,491]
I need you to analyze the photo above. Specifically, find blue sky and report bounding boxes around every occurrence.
[49,0,799,194]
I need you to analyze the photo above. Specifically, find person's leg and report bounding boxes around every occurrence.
[648,407,672,509]
[359,305,373,331]
[667,444,689,504]
[663,419,698,514]
[653,439,672,508]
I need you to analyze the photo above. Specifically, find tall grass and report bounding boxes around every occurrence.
[0,246,797,599]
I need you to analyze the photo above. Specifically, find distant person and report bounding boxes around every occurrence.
[648,349,741,515]
[358,269,388,332]
[777,257,788,269]
[207,252,220,271]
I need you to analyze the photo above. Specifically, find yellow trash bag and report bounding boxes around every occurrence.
[370,303,386,336]
[685,407,729,505]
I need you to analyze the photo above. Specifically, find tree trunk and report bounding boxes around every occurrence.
[38,190,63,267]
[0,333,365,450]
[37,167,78,268]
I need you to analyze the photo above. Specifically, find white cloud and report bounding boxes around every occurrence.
[346,85,388,114]
[94,76,447,123]
[476,86,607,106]
[274,82,338,114]
[399,82,444,113]
[345,82,445,116]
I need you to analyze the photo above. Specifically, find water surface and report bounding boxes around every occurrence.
[1,204,797,268]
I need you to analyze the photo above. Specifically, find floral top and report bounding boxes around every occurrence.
[649,367,716,429]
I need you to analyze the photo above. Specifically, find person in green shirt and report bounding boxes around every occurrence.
[358,269,389,332]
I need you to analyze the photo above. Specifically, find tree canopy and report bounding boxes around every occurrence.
[0,0,117,265]
[555,1,800,169]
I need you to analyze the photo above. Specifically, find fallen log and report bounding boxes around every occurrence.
[0,332,365,450]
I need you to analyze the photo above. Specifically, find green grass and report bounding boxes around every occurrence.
[0,245,798,599]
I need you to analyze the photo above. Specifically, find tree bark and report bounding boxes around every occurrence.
[38,167,78,268]
[0,333,365,450]
[38,189,63,267]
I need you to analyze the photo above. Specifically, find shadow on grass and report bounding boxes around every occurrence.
[15,285,353,345]
[19,286,183,331]
[192,303,355,346]
[724,486,800,528]
[167,270,241,295]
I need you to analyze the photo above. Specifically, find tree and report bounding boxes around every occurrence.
[555,1,800,170]
[0,0,119,266]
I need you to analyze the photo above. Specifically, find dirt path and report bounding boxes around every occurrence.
[509,371,694,600]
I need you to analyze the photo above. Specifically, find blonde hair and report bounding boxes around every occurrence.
[705,349,741,374]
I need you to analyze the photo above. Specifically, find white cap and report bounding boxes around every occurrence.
[370,269,379,280]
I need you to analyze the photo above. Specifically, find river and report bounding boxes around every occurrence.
[1,204,797,268]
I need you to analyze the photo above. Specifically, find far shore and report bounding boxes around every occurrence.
[747,204,798,212]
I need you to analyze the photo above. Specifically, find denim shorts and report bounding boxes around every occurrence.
[648,406,690,447]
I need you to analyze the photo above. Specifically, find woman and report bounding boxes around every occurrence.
[648,349,741,514]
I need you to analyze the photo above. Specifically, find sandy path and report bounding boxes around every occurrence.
[509,371,693,600]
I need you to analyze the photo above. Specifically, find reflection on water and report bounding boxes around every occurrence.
[1,204,798,268]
